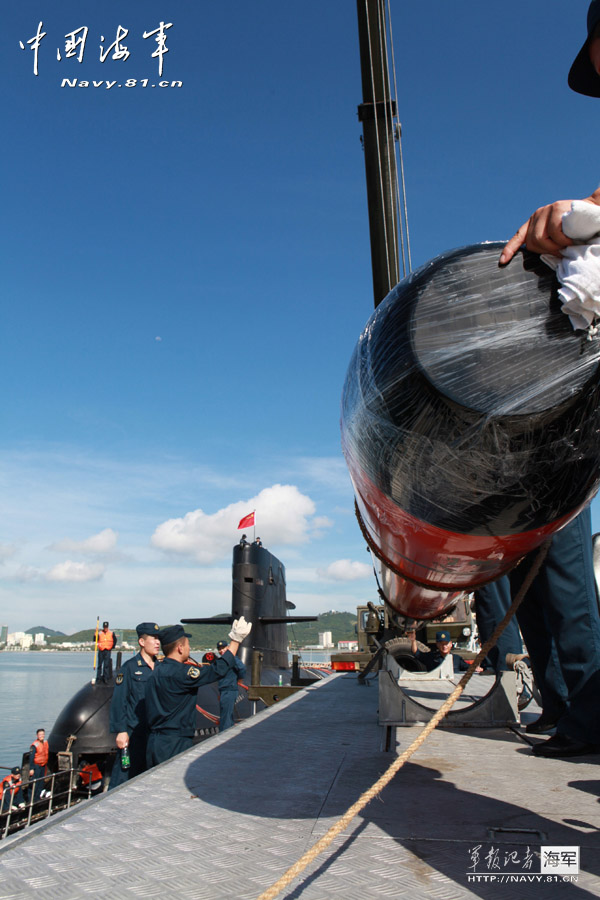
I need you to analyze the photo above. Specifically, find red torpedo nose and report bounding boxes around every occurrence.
[341,242,600,620]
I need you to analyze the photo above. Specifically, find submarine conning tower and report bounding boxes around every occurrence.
[182,542,317,667]
[232,542,288,669]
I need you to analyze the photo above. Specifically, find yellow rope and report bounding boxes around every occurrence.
[256,540,551,900]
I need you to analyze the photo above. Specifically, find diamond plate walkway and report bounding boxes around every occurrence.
[1,673,599,899]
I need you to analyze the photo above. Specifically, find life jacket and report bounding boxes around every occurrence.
[79,763,102,790]
[32,740,49,766]
[1,775,21,795]
[98,630,114,651]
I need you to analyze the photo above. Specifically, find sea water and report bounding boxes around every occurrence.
[0,652,105,769]
[0,649,332,769]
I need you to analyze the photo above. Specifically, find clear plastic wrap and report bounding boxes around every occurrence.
[341,243,600,619]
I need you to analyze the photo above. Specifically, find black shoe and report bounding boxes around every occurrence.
[525,715,560,735]
[532,734,598,758]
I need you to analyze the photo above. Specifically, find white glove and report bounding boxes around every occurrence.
[229,616,252,643]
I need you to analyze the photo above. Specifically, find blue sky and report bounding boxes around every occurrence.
[2,0,599,632]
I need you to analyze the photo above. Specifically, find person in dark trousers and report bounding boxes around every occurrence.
[28,728,49,802]
[493,1,600,758]
[145,618,252,766]
[96,621,116,684]
[108,622,162,790]
[476,509,600,756]
[216,639,247,731]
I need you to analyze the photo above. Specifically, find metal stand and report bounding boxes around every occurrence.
[379,653,519,736]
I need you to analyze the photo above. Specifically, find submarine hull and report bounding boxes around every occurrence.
[48,680,117,777]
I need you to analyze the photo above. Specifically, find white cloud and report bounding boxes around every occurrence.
[311,516,333,537]
[0,543,17,563]
[317,559,371,582]
[14,565,41,583]
[45,561,106,583]
[151,484,321,564]
[49,528,118,555]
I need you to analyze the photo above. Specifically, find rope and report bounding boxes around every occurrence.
[364,0,394,291]
[376,0,400,283]
[386,0,412,273]
[255,539,551,900]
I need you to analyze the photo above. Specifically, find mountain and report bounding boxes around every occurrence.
[26,626,66,637]
[40,612,358,649]
[285,611,357,648]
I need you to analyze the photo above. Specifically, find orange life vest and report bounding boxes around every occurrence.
[32,740,49,766]
[79,763,102,788]
[98,630,114,651]
[1,775,21,795]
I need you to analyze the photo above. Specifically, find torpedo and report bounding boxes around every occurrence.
[341,242,600,620]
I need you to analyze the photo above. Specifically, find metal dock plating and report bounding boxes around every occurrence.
[1,674,599,899]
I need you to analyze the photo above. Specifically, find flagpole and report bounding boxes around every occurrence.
[253,510,256,543]
[92,616,99,678]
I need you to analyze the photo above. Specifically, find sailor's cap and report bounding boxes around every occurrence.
[159,624,192,646]
[435,630,452,642]
[136,622,160,637]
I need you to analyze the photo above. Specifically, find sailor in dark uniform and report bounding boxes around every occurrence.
[497,2,600,757]
[108,622,162,790]
[475,508,600,756]
[216,639,247,731]
[409,629,470,673]
[145,618,252,767]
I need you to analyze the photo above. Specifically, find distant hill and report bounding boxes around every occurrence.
[42,611,358,650]
[26,626,66,637]
[285,611,357,648]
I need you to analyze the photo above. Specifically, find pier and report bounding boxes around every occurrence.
[1,673,599,898]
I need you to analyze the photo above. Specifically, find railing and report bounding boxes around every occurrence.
[0,769,98,839]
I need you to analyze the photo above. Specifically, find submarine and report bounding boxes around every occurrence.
[46,539,320,782]
[183,539,322,736]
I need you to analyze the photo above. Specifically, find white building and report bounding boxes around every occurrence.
[318,631,333,648]
[7,631,26,647]
[337,640,358,652]
[6,632,34,648]
[34,633,46,645]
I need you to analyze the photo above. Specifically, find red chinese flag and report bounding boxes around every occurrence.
[238,512,255,529]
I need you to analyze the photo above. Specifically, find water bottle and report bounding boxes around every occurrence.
[278,674,283,686]
[121,745,130,770]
